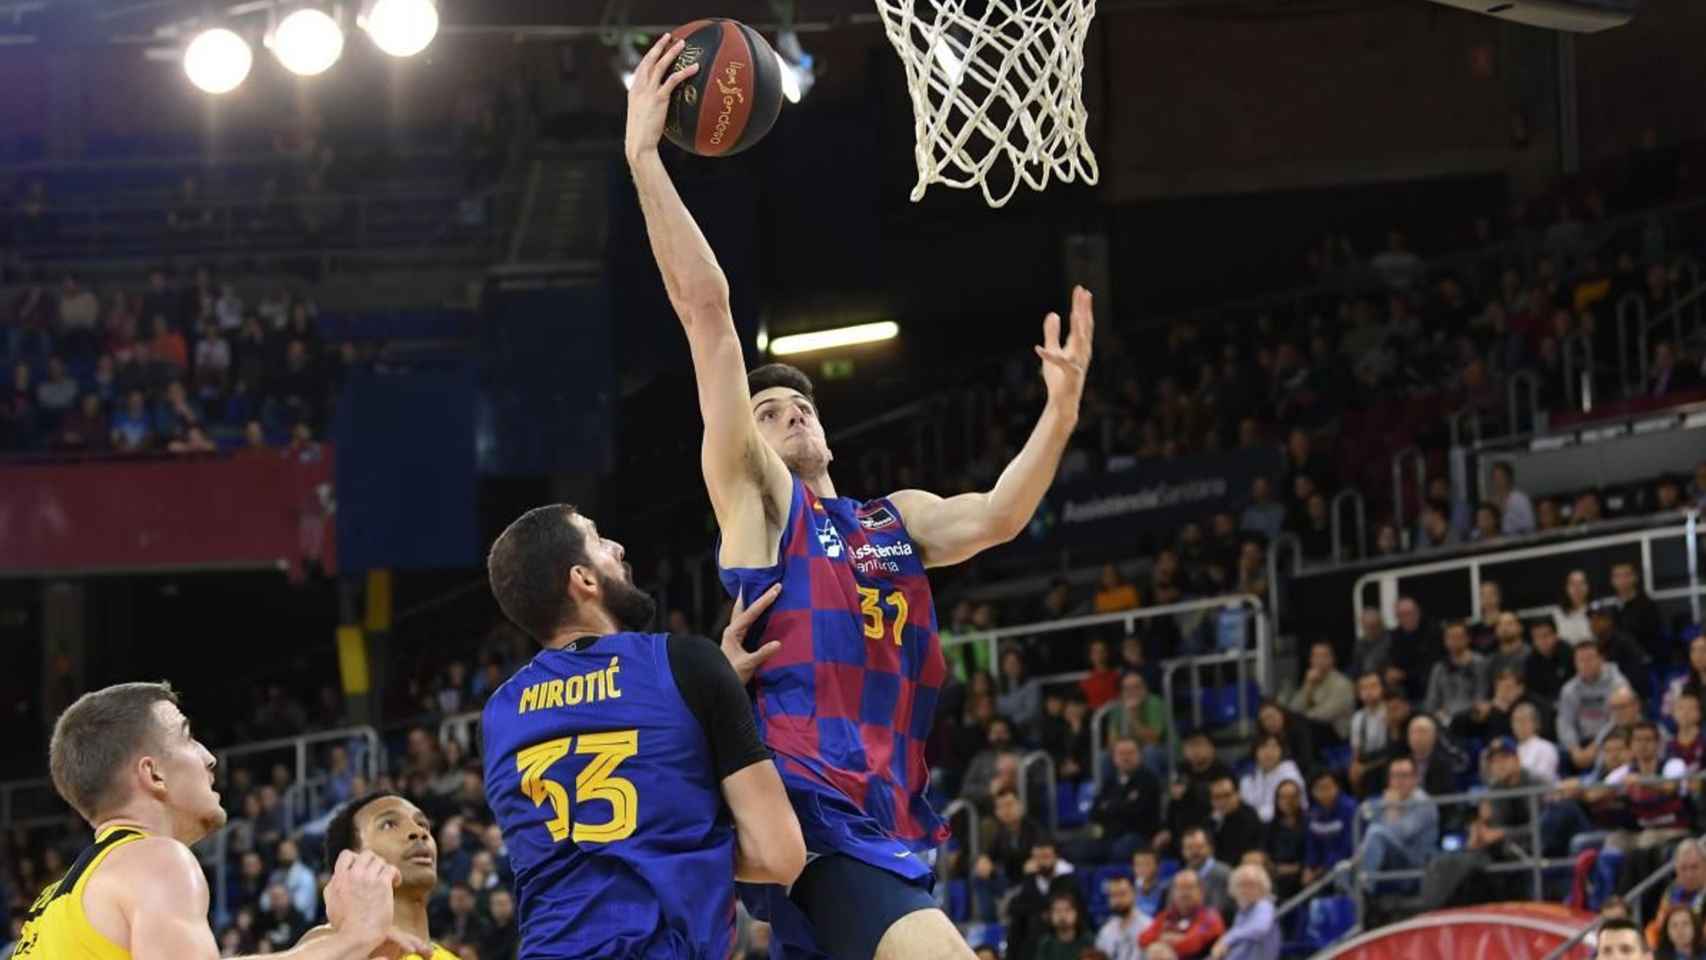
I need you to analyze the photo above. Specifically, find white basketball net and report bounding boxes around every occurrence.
[873,0,1099,208]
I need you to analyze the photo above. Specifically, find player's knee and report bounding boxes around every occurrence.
[873,907,978,960]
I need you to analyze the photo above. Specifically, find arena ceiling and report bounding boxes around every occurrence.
[1,0,1384,46]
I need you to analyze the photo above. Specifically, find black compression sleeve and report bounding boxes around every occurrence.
[666,634,772,781]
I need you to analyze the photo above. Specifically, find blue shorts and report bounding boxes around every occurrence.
[739,855,938,960]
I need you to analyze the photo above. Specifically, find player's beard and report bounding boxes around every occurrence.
[598,567,658,633]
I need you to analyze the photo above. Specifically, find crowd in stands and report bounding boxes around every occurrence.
[0,268,354,455]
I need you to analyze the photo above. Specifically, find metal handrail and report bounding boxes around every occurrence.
[1343,770,1706,944]
[1562,333,1595,412]
[440,710,483,757]
[1331,489,1366,565]
[1161,647,1265,763]
[1273,856,1357,926]
[1618,291,1647,398]
[937,798,982,920]
[1448,406,1483,451]
[1019,751,1059,834]
[1266,533,1302,634]
[1390,447,1427,537]
[1349,509,1703,632]
[939,594,1267,687]
[1507,371,1541,441]
[1090,700,1123,795]
[1542,852,1684,960]
[216,724,382,788]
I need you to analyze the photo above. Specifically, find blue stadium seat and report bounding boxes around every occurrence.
[944,878,970,923]
[1055,780,1091,830]
[1322,744,1352,771]
[1301,895,1356,951]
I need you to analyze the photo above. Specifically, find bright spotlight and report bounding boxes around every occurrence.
[769,321,899,356]
[270,8,345,77]
[183,28,253,94]
[360,0,439,58]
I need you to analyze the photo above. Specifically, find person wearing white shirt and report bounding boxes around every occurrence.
[1512,701,1559,784]
[1554,569,1594,646]
[1095,874,1149,960]
[1239,735,1306,823]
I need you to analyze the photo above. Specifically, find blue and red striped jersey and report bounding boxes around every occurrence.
[718,477,949,880]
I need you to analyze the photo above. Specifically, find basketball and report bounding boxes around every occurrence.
[663,19,784,158]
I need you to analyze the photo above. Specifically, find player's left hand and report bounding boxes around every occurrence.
[1036,286,1093,408]
[722,583,783,685]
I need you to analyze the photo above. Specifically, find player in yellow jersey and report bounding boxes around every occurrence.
[295,791,456,960]
[17,681,429,960]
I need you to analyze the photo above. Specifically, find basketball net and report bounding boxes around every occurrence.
[873,0,1099,208]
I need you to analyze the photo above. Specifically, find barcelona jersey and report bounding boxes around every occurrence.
[483,633,737,960]
[718,476,950,882]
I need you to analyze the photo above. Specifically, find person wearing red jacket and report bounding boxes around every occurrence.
[1139,870,1226,960]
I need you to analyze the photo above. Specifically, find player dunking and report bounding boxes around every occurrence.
[296,791,457,960]
[20,681,426,960]
[625,34,1095,960]
[482,505,806,959]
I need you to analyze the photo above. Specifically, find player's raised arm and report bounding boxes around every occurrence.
[624,33,790,537]
[889,287,1094,568]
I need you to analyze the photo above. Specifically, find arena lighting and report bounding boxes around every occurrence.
[268,7,345,77]
[775,29,815,104]
[183,27,253,94]
[768,321,899,356]
[359,0,439,58]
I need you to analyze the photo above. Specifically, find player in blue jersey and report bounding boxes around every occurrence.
[625,33,1095,960]
[482,504,806,959]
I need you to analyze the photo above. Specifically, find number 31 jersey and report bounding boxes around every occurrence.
[483,633,738,960]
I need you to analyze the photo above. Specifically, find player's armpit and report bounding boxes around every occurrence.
[888,488,1023,569]
[721,761,806,886]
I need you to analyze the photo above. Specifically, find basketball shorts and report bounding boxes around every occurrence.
[739,854,938,960]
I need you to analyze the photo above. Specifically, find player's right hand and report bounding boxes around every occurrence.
[324,850,432,957]
[722,583,783,685]
[624,33,700,163]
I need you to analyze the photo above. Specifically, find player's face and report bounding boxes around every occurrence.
[356,796,438,890]
[1596,928,1650,959]
[751,388,832,478]
[150,701,226,839]
[572,514,658,632]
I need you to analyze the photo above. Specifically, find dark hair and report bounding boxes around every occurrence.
[1181,826,1212,848]
[1253,733,1287,758]
[49,682,181,822]
[1389,755,1416,775]
[1310,768,1340,788]
[488,504,591,643]
[747,363,816,403]
[1492,461,1515,483]
[1598,917,1648,952]
[1632,720,1661,739]
[324,791,406,861]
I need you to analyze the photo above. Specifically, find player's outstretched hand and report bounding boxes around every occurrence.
[721,583,783,685]
[624,33,700,163]
[1036,285,1094,408]
[323,850,432,957]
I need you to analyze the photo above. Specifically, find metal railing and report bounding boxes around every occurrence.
[1332,489,1367,565]
[1350,508,1703,631]
[1563,333,1596,413]
[1332,770,1706,951]
[440,710,483,757]
[1019,751,1059,835]
[937,798,982,920]
[1542,856,1682,960]
[1390,447,1427,536]
[1508,370,1542,438]
[216,725,383,789]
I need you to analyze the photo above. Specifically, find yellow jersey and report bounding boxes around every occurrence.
[408,947,461,960]
[13,826,145,960]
